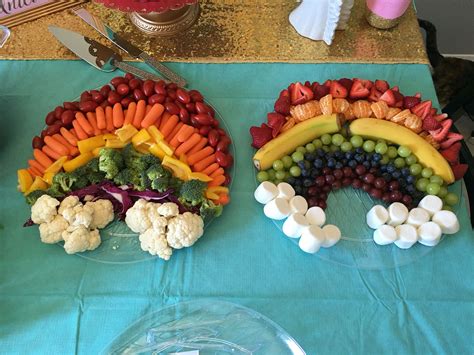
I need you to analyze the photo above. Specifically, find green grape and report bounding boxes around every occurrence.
[321,134,332,145]
[405,154,418,165]
[331,133,345,146]
[438,186,448,198]
[284,172,291,181]
[375,142,388,154]
[362,140,375,153]
[257,171,269,182]
[341,141,353,152]
[305,143,316,153]
[350,135,363,148]
[394,157,406,168]
[275,170,286,180]
[289,166,301,177]
[410,163,422,176]
[397,145,412,158]
[444,192,459,206]
[267,169,276,181]
[274,179,283,185]
[387,146,398,158]
[426,182,440,195]
[380,155,390,164]
[291,151,304,163]
[442,205,453,212]
[376,139,386,145]
[421,167,433,178]
[272,159,284,171]
[282,155,293,169]
[312,138,323,149]
[430,175,443,185]
[416,178,429,192]
[322,146,330,152]
[329,144,340,153]
[296,146,307,154]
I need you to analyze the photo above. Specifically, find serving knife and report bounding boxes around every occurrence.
[73,7,187,88]
[49,26,165,82]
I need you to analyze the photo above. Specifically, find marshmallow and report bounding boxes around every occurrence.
[387,202,409,226]
[418,222,442,247]
[264,198,291,220]
[418,195,443,217]
[406,207,430,227]
[254,181,278,204]
[299,225,325,254]
[289,195,308,215]
[373,224,397,245]
[282,213,309,238]
[366,205,389,229]
[305,206,326,227]
[321,224,341,248]
[277,182,295,200]
[432,210,460,234]
[394,224,418,249]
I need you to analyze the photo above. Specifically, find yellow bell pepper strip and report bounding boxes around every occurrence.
[147,125,164,143]
[17,169,33,193]
[116,124,138,142]
[103,133,118,140]
[148,143,166,160]
[131,128,151,147]
[77,135,105,154]
[157,140,174,156]
[44,156,68,174]
[162,155,191,180]
[188,172,213,182]
[25,176,48,195]
[207,186,229,195]
[42,171,55,185]
[179,154,188,165]
[63,152,94,172]
[205,190,220,200]
[92,147,104,157]
[135,143,151,154]
[105,139,128,149]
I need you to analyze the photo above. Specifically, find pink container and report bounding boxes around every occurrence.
[366,0,411,29]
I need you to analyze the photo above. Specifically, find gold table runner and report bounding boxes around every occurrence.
[0,0,428,64]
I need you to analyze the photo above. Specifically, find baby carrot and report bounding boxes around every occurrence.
[75,112,94,136]
[188,137,208,154]
[86,112,101,136]
[193,154,216,172]
[42,145,62,160]
[123,102,136,126]
[175,133,201,156]
[60,127,78,146]
[145,105,152,116]
[72,120,89,140]
[44,136,69,156]
[53,134,79,156]
[187,146,214,166]
[70,128,78,139]
[113,102,124,128]
[167,122,184,145]
[96,106,106,129]
[33,148,53,168]
[170,125,190,148]
[176,125,195,143]
[133,100,146,129]
[105,106,114,132]
[141,103,165,128]
[161,115,179,139]
[159,111,172,131]
[208,174,226,187]
[28,166,42,178]
[28,159,46,175]
[216,192,230,205]
[202,162,220,176]
[210,167,225,178]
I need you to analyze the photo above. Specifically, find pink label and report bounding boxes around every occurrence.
[0,0,51,18]
[366,0,411,20]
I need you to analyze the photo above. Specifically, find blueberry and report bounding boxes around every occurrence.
[310,169,320,178]
[355,154,364,163]
[341,159,348,166]
[380,165,387,172]
[303,179,313,187]
[372,153,382,162]
[371,161,379,167]
[298,160,310,170]
[348,160,357,168]
[401,168,410,177]
[301,169,311,177]
[294,185,303,195]
[334,151,343,160]
[294,178,303,187]
[313,159,324,168]
[364,154,372,161]
[287,177,297,185]
[317,149,325,157]
[345,152,353,160]
[406,175,415,184]
[382,173,391,181]
[392,170,401,179]
[355,148,364,154]
[335,162,343,169]
[399,179,407,188]
[406,184,416,194]
[386,164,396,173]
[363,161,371,169]
[327,158,336,168]
[305,152,316,161]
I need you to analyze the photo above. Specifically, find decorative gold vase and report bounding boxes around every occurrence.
[129,3,200,36]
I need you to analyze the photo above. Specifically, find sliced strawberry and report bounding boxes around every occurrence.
[429,119,452,142]
[374,80,389,93]
[338,78,353,92]
[312,83,330,100]
[349,79,370,99]
[440,132,464,149]
[411,100,432,119]
[330,81,348,98]
[433,113,448,122]
[393,91,404,108]
[250,123,273,149]
[430,108,437,116]
[279,89,289,99]
[379,89,396,106]
[323,80,332,88]
[391,86,400,92]
[304,81,311,88]
[358,79,373,90]
[267,112,286,137]
[368,87,382,102]
[452,163,468,181]
[274,95,291,115]
[440,142,461,164]
[403,96,421,109]
[422,116,441,131]
[415,93,421,98]
[289,82,314,105]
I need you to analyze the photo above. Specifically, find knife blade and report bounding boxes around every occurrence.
[48,26,165,82]
[73,7,187,88]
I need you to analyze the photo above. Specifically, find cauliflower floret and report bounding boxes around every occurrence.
[166,212,204,249]
[38,215,69,244]
[62,203,94,228]
[157,202,179,218]
[125,199,152,233]
[85,200,114,229]
[58,196,80,215]
[61,226,101,254]
[31,195,60,224]
[139,228,172,260]
[146,203,168,232]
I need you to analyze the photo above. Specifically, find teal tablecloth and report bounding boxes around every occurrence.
[1,61,473,354]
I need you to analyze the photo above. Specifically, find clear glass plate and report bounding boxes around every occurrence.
[101,300,305,355]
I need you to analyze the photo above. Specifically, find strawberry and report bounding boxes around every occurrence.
[440,142,461,164]
[422,116,441,131]
[250,123,273,149]
[312,83,330,100]
[338,78,353,92]
[430,108,437,116]
[411,100,432,120]
[368,87,382,102]
[374,80,389,93]
[391,86,399,92]
[451,163,468,181]
[440,132,464,149]
[304,81,312,88]
[274,96,291,116]
[289,82,314,105]
[323,80,332,88]
[393,91,404,108]
[433,113,448,122]
[415,93,421,98]
[279,89,289,99]
[349,79,370,99]
[379,89,396,106]
[429,119,452,142]
[330,81,348,98]
[403,96,421,109]
[357,79,373,90]
[267,112,286,137]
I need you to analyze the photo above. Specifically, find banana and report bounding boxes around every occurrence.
[349,118,454,184]
[253,114,342,170]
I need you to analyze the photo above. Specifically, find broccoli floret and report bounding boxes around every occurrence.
[146,164,170,181]
[114,168,139,187]
[87,171,106,185]
[199,199,223,221]
[76,158,100,174]
[140,154,161,168]
[151,176,170,192]
[52,172,76,193]
[46,184,65,199]
[99,148,124,180]
[122,144,147,171]
[179,179,207,206]
[25,190,47,205]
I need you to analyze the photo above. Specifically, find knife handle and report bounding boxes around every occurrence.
[113,60,170,83]
[139,52,187,88]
